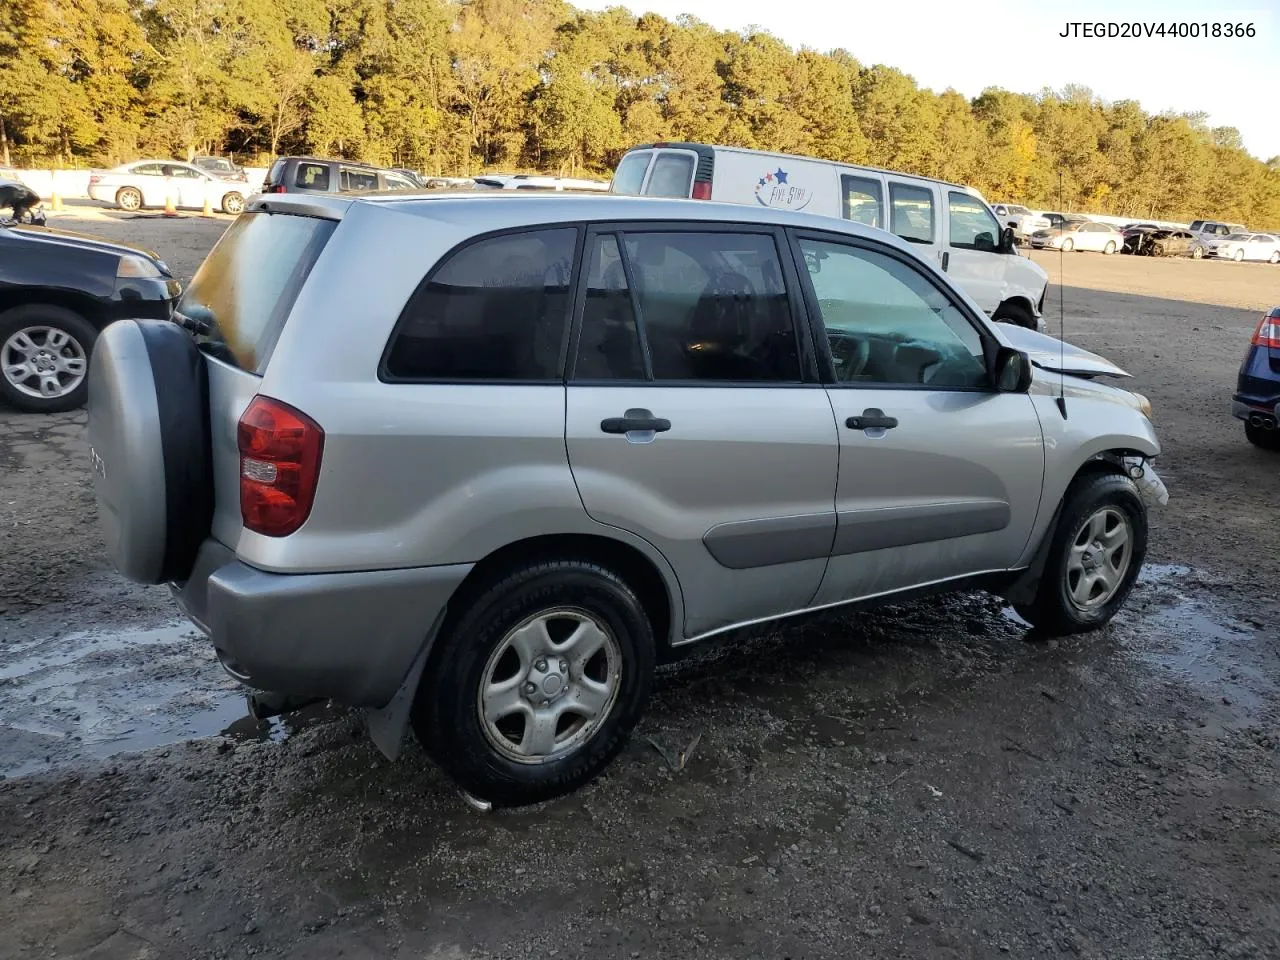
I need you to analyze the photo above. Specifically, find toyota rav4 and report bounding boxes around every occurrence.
[87,192,1167,807]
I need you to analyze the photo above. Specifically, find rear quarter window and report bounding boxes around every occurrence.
[294,163,331,191]
[177,211,336,373]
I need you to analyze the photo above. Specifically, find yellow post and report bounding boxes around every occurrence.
[50,171,62,212]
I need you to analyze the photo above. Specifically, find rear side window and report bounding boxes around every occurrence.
[341,167,378,192]
[574,231,800,383]
[178,212,336,373]
[611,151,651,195]
[294,163,330,191]
[132,163,164,176]
[266,160,284,185]
[384,228,576,381]
[889,182,935,244]
[643,153,694,198]
[841,175,883,228]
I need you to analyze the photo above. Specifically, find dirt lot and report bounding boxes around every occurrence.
[2,217,1279,959]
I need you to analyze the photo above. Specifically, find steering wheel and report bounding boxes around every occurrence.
[828,332,870,380]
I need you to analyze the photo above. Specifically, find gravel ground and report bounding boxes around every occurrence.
[1,219,1279,959]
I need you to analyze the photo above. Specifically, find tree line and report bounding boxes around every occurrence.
[3,0,1279,225]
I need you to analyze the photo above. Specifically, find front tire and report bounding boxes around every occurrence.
[992,300,1036,330]
[221,192,244,215]
[1192,246,1204,259]
[1245,421,1280,450]
[1104,241,1116,255]
[413,559,656,807]
[1016,471,1148,635]
[0,305,97,413]
[1062,238,1074,252]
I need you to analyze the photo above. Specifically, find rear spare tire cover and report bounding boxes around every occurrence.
[87,319,213,585]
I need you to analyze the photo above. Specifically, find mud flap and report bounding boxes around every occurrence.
[999,501,1065,607]
[363,608,449,760]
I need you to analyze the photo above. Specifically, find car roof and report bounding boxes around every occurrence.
[277,156,379,170]
[247,191,932,256]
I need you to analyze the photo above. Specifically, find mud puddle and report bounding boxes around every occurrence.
[0,619,329,779]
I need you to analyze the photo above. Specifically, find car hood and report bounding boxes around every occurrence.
[999,324,1131,379]
[5,224,167,268]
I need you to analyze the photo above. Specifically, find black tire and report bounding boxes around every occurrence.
[413,559,656,807]
[116,187,142,211]
[221,192,244,215]
[1015,470,1148,636]
[1245,421,1280,450]
[0,304,98,413]
[992,300,1035,330]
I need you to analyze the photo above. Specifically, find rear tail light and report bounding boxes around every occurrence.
[269,184,287,193]
[691,180,712,201]
[1253,311,1280,349]
[88,175,101,185]
[237,396,324,537]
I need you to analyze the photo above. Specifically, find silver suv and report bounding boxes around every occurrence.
[87,192,1167,806]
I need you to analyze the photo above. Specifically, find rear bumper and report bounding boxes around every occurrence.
[172,539,472,708]
[1232,398,1280,422]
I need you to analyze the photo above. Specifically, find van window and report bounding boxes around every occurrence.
[947,192,1000,251]
[384,228,576,381]
[611,152,651,195]
[294,163,330,191]
[841,175,883,229]
[889,182,935,244]
[178,212,337,374]
[644,153,695,198]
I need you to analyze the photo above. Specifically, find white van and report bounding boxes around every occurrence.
[610,143,1050,330]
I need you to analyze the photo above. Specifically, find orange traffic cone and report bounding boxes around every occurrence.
[163,190,178,217]
[201,192,213,218]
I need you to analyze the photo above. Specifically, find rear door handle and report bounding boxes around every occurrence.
[601,409,671,434]
[940,251,950,271]
[846,409,899,431]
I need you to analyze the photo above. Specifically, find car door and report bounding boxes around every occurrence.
[942,191,1004,313]
[167,164,207,208]
[565,224,839,639]
[788,230,1044,606]
[886,179,943,271]
[129,163,168,206]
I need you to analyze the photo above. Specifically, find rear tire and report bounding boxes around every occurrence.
[1269,251,1279,265]
[1234,249,1244,262]
[1062,238,1074,252]
[1015,471,1148,636]
[0,305,97,413]
[1245,421,1280,450]
[221,192,244,215]
[1192,246,1203,259]
[413,559,656,807]
[1104,241,1116,255]
[116,187,142,212]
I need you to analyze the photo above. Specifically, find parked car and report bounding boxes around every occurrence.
[193,156,248,182]
[86,191,1165,806]
[1188,220,1248,258]
[0,178,46,225]
[0,221,179,412]
[88,161,251,214]
[992,203,1051,242]
[611,142,1050,331]
[1147,229,1199,258]
[1206,232,1280,263]
[1029,220,1124,254]
[1120,224,1162,255]
[389,168,430,188]
[261,157,420,195]
[1232,306,1280,449]
[1041,212,1084,230]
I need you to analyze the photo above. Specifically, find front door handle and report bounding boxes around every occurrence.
[601,408,672,434]
[846,409,899,431]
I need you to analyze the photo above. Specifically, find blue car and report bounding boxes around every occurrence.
[1233,305,1280,450]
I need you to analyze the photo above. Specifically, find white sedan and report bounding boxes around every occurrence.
[1028,220,1124,254]
[87,161,252,215]
[1206,233,1280,263]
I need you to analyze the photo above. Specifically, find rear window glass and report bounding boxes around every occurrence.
[341,167,378,192]
[643,153,694,198]
[610,151,651,195]
[177,212,336,373]
[383,228,576,381]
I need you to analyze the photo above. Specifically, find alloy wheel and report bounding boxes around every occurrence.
[2,325,88,400]
[1065,506,1133,612]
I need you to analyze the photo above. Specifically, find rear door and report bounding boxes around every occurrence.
[638,149,699,198]
[130,163,168,206]
[565,223,839,639]
[942,191,1004,312]
[788,230,1043,606]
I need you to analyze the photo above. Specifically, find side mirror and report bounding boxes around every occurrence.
[993,346,1033,393]
[999,226,1017,254]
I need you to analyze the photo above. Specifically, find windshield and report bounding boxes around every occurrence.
[177,211,335,373]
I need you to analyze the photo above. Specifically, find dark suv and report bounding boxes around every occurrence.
[262,157,420,196]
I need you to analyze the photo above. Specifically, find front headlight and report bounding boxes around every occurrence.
[117,254,163,279]
[1132,392,1153,420]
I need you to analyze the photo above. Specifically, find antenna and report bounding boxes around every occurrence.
[1055,167,1067,420]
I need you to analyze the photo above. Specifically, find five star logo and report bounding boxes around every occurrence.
[753,168,810,211]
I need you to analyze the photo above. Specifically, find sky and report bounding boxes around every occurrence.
[576,0,1280,161]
